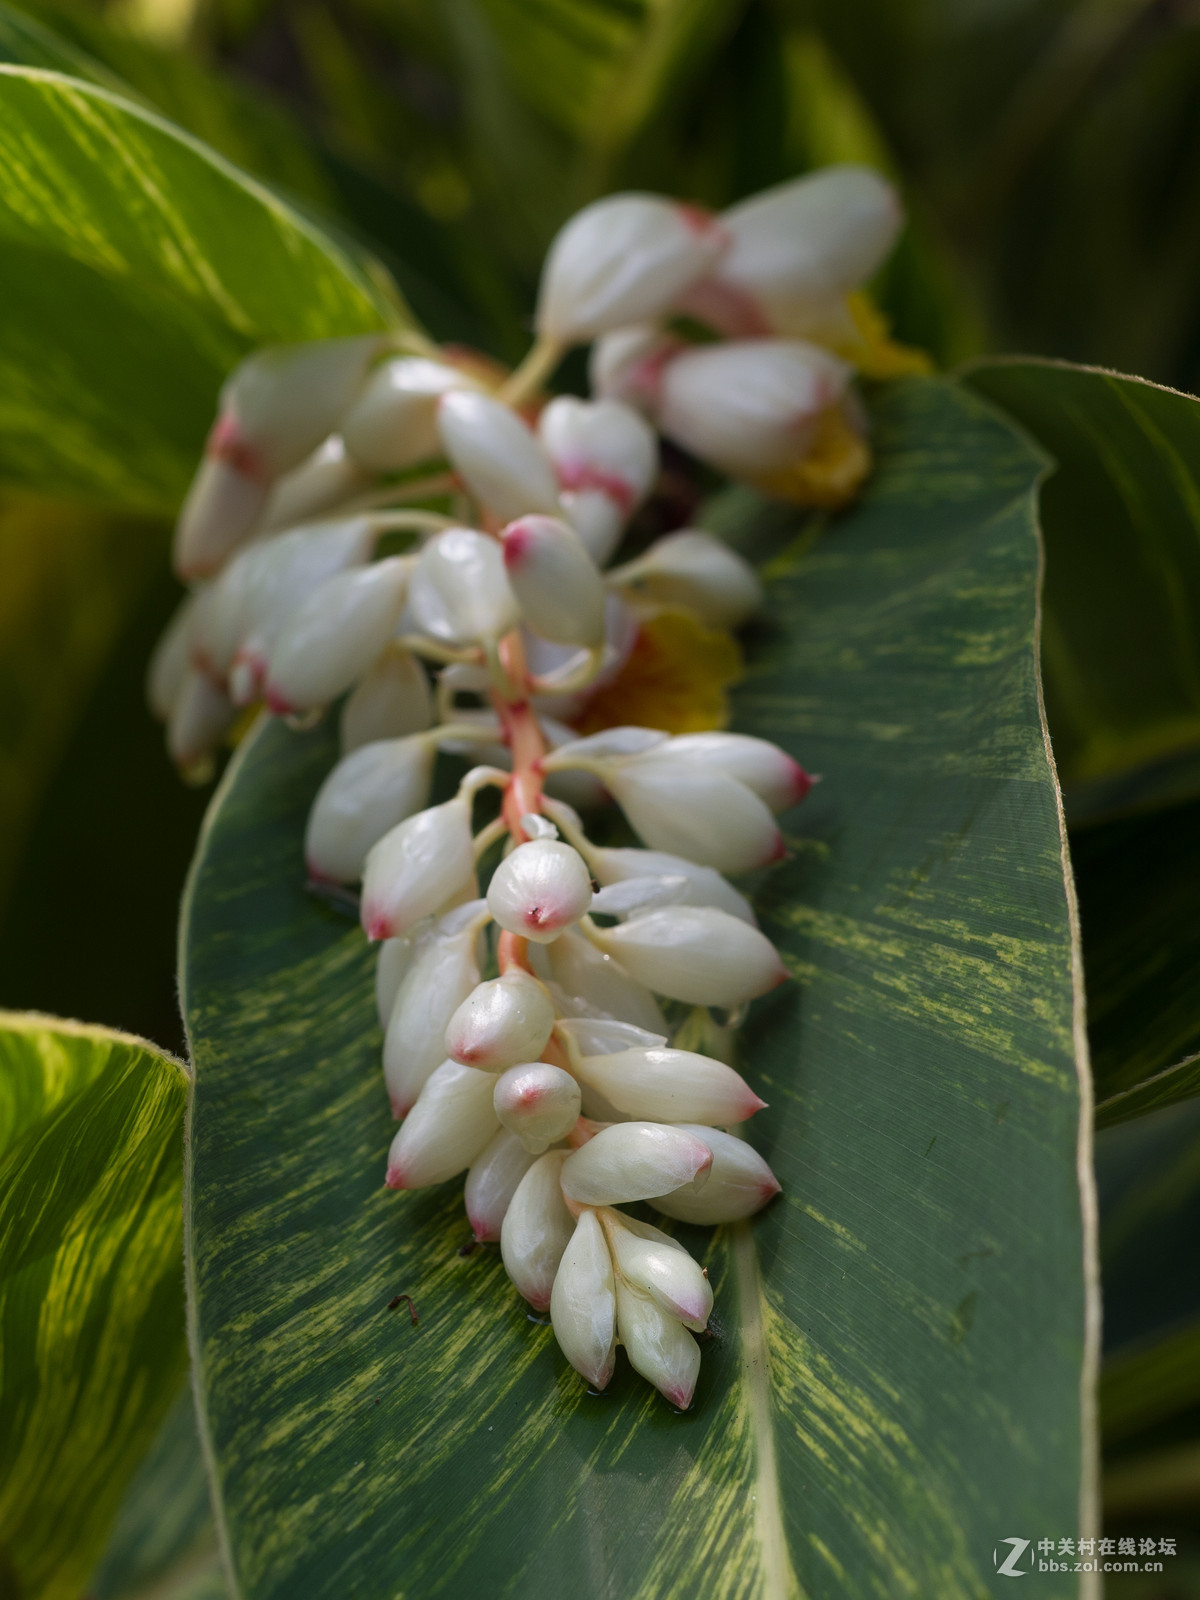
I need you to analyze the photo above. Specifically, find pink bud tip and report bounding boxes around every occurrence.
[770,959,790,990]
[385,1165,407,1190]
[673,202,725,245]
[663,1381,695,1410]
[760,1174,783,1200]
[501,520,534,568]
[206,414,267,480]
[364,911,393,942]
[746,1092,769,1114]
[788,760,815,805]
[389,1095,409,1120]
[264,685,293,716]
[469,1216,499,1244]
[524,1291,552,1313]
[767,831,788,864]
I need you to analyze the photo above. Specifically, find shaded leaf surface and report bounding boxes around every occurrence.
[183,379,1095,1598]
[0,1011,190,1600]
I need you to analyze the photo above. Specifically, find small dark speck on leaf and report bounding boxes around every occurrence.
[924,1135,937,1157]
[994,1100,1010,1123]
[386,1294,419,1325]
[457,1238,478,1257]
[948,1291,977,1345]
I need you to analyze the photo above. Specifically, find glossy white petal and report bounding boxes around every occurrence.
[500,1151,575,1311]
[554,1017,667,1059]
[494,1063,582,1153]
[538,396,657,514]
[560,1122,712,1206]
[342,356,473,471]
[436,391,559,522]
[360,795,475,941]
[407,526,519,645]
[147,592,199,720]
[487,839,593,943]
[464,1129,539,1243]
[551,1209,617,1389]
[260,436,369,533]
[609,529,762,629]
[304,733,435,883]
[501,515,607,648]
[649,1124,781,1224]
[173,456,269,579]
[587,844,756,924]
[444,971,556,1070]
[577,1047,765,1126]
[375,934,417,1030]
[603,757,782,873]
[166,668,235,777]
[605,1212,712,1330]
[591,906,787,1007]
[613,1278,700,1408]
[542,930,667,1034]
[340,645,433,753]
[662,731,812,813]
[536,195,727,342]
[383,915,482,1115]
[264,557,410,713]
[588,324,679,413]
[384,1058,498,1189]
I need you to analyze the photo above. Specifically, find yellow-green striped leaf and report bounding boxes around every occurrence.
[0,1010,191,1600]
[0,66,402,512]
[182,378,1098,1597]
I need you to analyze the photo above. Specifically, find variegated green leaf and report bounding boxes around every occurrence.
[0,1010,190,1600]
[0,65,402,512]
[182,378,1098,1597]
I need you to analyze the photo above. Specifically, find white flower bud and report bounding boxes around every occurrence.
[588,325,679,413]
[486,840,593,944]
[560,1122,712,1206]
[436,391,560,522]
[166,668,235,777]
[147,592,199,720]
[500,1150,575,1311]
[407,526,520,646]
[340,645,432,753]
[542,930,667,1035]
[605,1212,712,1331]
[560,493,624,568]
[661,732,812,813]
[173,335,384,577]
[444,972,555,1070]
[501,515,607,647]
[609,529,762,629]
[304,733,435,884]
[577,1047,765,1126]
[600,755,782,874]
[591,906,786,1008]
[551,1209,617,1390]
[554,1017,666,1058]
[342,356,475,471]
[464,1129,538,1242]
[375,935,415,1029]
[260,436,370,533]
[650,1125,781,1224]
[264,557,410,714]
[586,844,756,924]
[361,795,475,941]
[383,911,482,1115]
[384,1058,499,1189]
[494,1063,582,1153]
[536,195,728,343]
[549,725,668,762]
[713,165,902,335]
[614,1277,700,1409]
[658,340,851,478]
[538,397,658,564]
[588,876,688,917]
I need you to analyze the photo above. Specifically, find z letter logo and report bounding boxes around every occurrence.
[994,1538,1031,1577]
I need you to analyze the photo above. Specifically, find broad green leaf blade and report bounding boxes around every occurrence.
[0,1010,190,1600]
[1071,794,1200,1119]
[962,358,1200,814]
[0,66,401,511]
[183,378,1098,1597]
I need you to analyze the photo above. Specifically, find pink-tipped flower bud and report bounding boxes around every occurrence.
[173,334,383,577]
[407,526,520,646]
[445,971,555,1070]
[613,1277,700,1409]
[436,391,559,523]
[264,557,410,714]
[535,195,728,343]
[500,1151,575,1311]
[342,356,476,471]
[608,529,762,629]
[658,339,851,478]
[551,1208,617,1390]
[560,1122,712,1207]
[493,1063,582,1154]
[361,795,475,941]
[537,397,658,565]
[166,668,235,779]
[595,754,782,874]
[383,908,483,1116]
[586,844,756,925]
[304,733,435,884]
[340,645,432,753]
[260,436,370,534]
[605,1212,712,1331]
[384,1058,499,1189]
[465,1129,539,1242]
[590,906,786,1008]
[662,731,812,813]
[705,165,903,337]
[487,840,593,944]
[147,593,200,721]
[375,936,415,1029]
[577,1047,765,1126]
[588,325,681,414]
[501,515,607,647]
[650,1125,781,1224]
[542,930,667,1035]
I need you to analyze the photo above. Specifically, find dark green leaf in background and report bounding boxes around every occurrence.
[0,1011,190,1600]
[181,378,1098,1598]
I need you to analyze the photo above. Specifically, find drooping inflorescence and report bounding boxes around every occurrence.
[152,164,913,1407]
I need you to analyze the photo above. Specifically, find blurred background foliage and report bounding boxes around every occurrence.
[1,0,1199,1579]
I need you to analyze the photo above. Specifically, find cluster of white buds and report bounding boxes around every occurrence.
[153,163,908,1404]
